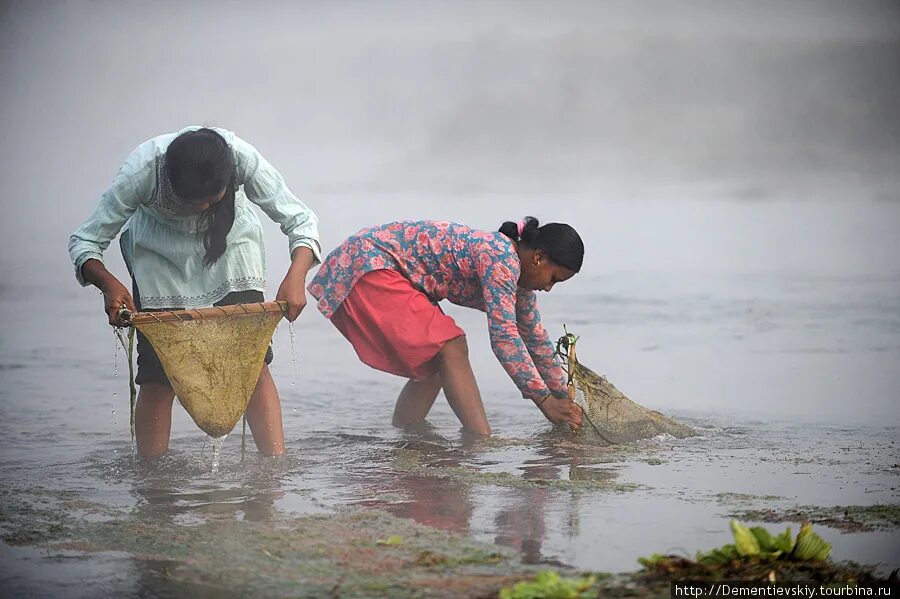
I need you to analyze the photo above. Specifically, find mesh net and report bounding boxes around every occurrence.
[557,331,695,444]
[130,302,284,438]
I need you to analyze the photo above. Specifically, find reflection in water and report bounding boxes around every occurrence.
[491,437,615,565]
[350,426,622,566]
[354,428,477,533]
[2,410,899,596]
[90,447,294,527]
[132,483,283,524]
[493,473,552,564]
[125,456,286,597]
[380,475,474,533]
[2,0,900,591]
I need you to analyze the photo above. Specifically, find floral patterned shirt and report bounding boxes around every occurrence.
[308,221,568,401]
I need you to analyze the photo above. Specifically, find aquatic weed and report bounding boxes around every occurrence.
[498,571,596,599]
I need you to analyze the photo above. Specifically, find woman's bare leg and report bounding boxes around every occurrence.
[392,372,443,427]
[135,383,176,458]
[435,336,491,435]
[245,365,285,456]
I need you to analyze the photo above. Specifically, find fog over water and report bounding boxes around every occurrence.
[2,0,898,420]
[1,2,900,595]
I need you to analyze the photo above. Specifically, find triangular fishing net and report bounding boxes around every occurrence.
[556,330,695,444]
[127,302,285,438]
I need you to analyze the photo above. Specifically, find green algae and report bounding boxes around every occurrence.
[376,534,404,546]
[499,570,597,599]
[636,557,887,586]
[28,507,534,597]
[114,325,137,448]
[633,522,890,586]
[0,484,551,597]
[413,548,506,568]
[635,551,887,586]
[714,492,788,503]
[3,484,894,597]
[0,487,76,545]
[729,503,900,533]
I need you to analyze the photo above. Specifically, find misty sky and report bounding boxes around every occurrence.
[0,0,898,284]
[0,1,898,424]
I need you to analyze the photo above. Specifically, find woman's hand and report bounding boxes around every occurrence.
[102,279,137,326]
[81,258,136,326]
[277,246,316,322]
[536,393,583,430]
[276,272,308,322]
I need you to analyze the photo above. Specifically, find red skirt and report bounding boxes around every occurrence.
[330,269,465,380]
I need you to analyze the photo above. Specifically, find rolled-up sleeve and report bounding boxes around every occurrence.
[232,136,321,264]
[68,163,143,286]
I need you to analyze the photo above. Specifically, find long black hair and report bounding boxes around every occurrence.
[165,128,235,267]
[499,216,584,273]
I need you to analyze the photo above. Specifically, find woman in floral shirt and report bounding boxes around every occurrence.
[308,217,584,435]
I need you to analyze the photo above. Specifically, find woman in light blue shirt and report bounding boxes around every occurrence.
[69,127,320,458]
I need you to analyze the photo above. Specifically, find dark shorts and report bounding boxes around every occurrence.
[133,283,274,386]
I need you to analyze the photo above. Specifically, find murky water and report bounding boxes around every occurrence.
[1,220,898,594]
[1,1,898,593]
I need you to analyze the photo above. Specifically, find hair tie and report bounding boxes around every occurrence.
[517,220,525,237]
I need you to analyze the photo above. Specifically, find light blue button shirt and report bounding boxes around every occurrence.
[68,126,321,309]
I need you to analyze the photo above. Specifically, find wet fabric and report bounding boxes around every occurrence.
[132,302,284,438]
[330,269,465,380]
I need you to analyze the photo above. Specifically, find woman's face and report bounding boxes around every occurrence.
[183,188,226,214]
[519,250,576,292]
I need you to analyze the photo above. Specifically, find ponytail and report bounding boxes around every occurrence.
[499,216,584,273]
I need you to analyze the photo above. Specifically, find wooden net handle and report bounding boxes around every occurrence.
[129,301,287,325]
[567,342,577,400]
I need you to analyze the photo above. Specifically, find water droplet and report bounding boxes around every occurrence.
[209,434,228,473]
[288,321,298,386]
[113,330,119,377]
[111,410,116,415]
[113,392,118,398]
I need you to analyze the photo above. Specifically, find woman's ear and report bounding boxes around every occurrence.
[533,249,548,267]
